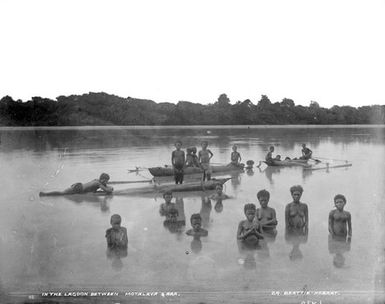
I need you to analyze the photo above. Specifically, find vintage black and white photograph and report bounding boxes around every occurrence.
[0,1,384,303]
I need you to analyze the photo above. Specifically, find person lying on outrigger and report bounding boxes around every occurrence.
[300,144,312,160]
[39,173,113,196]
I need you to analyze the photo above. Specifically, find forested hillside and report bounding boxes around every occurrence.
[0,92,384,126]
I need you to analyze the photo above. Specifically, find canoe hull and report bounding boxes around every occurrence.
[264,160,309,167]
[149,164,244,177]
[155,178,231,193]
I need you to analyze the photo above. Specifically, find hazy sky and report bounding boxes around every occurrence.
[1,0,384,108]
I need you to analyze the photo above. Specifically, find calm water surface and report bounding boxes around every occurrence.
[0,126,384,304]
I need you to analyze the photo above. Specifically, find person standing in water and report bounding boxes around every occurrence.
[256,189,277,234]
[105,214,128,249]
[171,140,185,184]
[237,203,264,243]
[328,194,352,241]
[198,141,213,181]
[230,145,242,166]
[285,185,308,233]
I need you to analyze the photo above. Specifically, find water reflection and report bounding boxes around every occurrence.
[190,237,203,254]
[200,196,212,229]
[237,240,259,270]
[2,126,384,153]
[285,228,308,261]
[62,195,111,213]
[106,248,127,271]
[328,235,351,268]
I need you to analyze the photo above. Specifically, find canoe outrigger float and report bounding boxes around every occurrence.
[148,164,244,177]
[304,162,352,171]
[39,178,231,197]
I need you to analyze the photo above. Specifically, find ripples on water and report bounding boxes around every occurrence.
[0,126,384,303]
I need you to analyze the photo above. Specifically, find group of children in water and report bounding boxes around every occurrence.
[105,184,352,262]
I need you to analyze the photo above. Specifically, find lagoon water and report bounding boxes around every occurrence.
[0,126,384,303]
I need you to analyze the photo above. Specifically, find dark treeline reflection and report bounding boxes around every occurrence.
[0,126,384,153]
[1,93,384,126]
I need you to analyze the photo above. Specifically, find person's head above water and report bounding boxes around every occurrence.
[175,140,182,149]
[110,214,122,229]
[99,173,110,184]
[302,143,307,148]
[201,141,208,148]
[290,185,303,194]
[191,146,197,153]
[232,145,238,151]
[163,190,173,203]
[190,213,202,230]
[215,184,223,194]
[290,185,304,202]
[334,194,346,211]
[269,146,274,152]
[244,203,256,221]
[257,189,270,207]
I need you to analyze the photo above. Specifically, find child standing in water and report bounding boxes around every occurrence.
[186,213,208,237]
[185,147,200,167]
[159,191,176,216]
[328,194,352,241]
[171,140,185,184]
[230,145,242,166]
[105,214,128,249]
[285,185,308,233]
[256,189,277,233]
[237,203,264,242]
[198,141,214,181]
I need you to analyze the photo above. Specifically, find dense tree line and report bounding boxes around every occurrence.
[0,92,384,126]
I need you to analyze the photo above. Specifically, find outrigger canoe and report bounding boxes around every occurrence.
[148,164,244,177]
[263,159,310,168]
[39,178,231,197]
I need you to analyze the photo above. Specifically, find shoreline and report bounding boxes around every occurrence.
[1,124,385,131]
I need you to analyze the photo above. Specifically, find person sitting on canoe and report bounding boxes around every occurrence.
[230,145,242,166]
[186,213,208,237]
[209,184,230,201]
[256,189,277,234]
[159,190,176,216]
[105,214,128,249]
[172,140,185,184]
[285,185,308,233]
[39,173,113,196]
[237,203,264,244]
[185,146,200,167]
[198,141,214,181]
[265,146,280,165]
[300,144,312,160]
